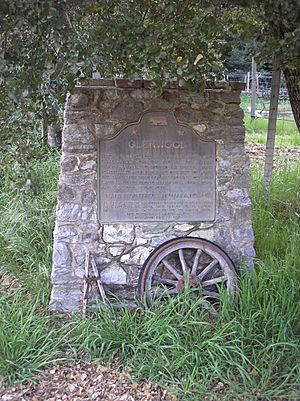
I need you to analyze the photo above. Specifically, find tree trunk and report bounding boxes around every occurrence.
[283,66,300,132]
[263,58,281,189]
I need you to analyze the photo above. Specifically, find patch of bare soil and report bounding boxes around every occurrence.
[245,142,300,163]
[0,362,177,401]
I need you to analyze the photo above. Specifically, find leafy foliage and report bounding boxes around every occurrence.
[230,0,300,68]
[230,0,300,131]
[1,0,300,131]
[0,1,229,101]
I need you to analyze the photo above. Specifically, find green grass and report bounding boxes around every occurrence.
[0,149,60,299]
[244,115,300,147]
[241,93,300,147]
[0,138,299,400]
[0,291,71,385]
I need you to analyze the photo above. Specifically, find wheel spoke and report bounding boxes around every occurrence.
[202,275,227,287]
[198,259,218,280]
[153,287,178,298]
[153,275,177,286]
[178,249,188,274]
[191,249,202,276]
[162,259,182,280]
[202,290,220,299]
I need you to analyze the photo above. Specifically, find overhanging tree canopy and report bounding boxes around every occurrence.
[1,0,299,131]
[231,0,300,131]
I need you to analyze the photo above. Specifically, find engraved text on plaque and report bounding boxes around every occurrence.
[98,111,216,222]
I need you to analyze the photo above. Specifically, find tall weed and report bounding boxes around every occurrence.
[0,150,60,298]
[0,291,69,385]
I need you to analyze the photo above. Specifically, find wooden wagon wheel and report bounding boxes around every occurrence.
[138,237,236,306]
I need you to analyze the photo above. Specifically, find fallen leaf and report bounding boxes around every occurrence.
[194,53,203,65]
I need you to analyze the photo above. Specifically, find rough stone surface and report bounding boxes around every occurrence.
[174,224,194,232]
[100,263,127,285]
[63,124,95,144]
[57,203,81,221]
[61,156,79,172]
[109,245,126,257]
[102,224,135,244]
[50,81,255,312]
[82,189,97,204]
[54,225,78,242]
[120,246,152,265]
[58,185,77,202]
[52,242,72,267]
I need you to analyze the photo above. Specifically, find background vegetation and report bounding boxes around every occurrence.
[0,127,299,399]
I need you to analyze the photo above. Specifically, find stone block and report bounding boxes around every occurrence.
[64,110,95,124]
[80,232,99,242]
[133,237,148,246]
[81,206,97,221]
[82,189,97,204]
[94,122,123,139]
[174,105,205,123]
[110,101,143,120]
[81,205,97,223]
[52,272,81,286]
[94,255,111,266]
[63,173,96,187]
[63,124,95,144]
[75,255,85,267]
[53,242,72,267]
[207,90,241,104]
[80,159,96,171]
[120,246,152,265]
[130,89,152,101]
[216,202,232,222]
[81,222,99,232]
[57,203,81,221]
[69,93,89,109]
[174,223,194,232]
[233,226,255,242]
[62,143,97,154]
[150,234,176,247]
[187,228,214,241]
[135,223,169,236]
[109,245,126,257]
[226,189,252,207]
[100,263,127,285]
[103,224,135,244]
[54,225,78,241]
[193,124,207,134]
[61,156,79,172]
[58,185,77,202]
[49,285,82,312]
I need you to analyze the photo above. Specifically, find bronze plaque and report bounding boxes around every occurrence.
[98,111,216,222]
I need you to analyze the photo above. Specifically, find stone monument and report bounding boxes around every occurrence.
[50,80,255,312]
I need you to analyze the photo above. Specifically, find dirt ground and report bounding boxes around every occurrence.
[245,141,300,164]
[0,362,177,401]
